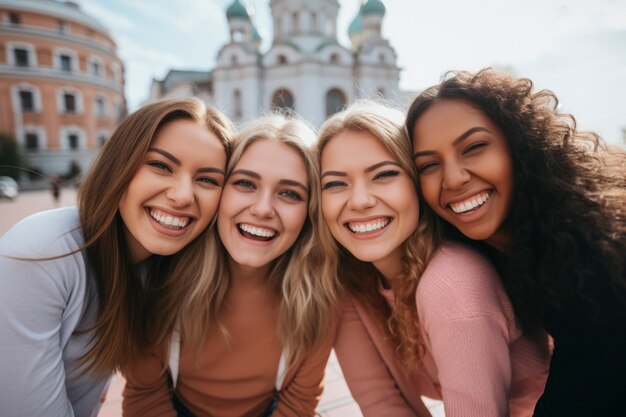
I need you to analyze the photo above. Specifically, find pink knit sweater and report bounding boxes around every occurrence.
[334,241,550,417]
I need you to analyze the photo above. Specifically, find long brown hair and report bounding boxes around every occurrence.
[406,68,626,331]
[317,100,441,370]
[178,113,340,367]
[78,98,234,375]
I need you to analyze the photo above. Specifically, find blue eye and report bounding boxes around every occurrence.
[147,160,172,172]
[373,170,399,180]
[322,180,345,190]
[198,177,219,186]
[280,189,303,201]
[234,179,255,189]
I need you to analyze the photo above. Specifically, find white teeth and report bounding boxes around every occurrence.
[239,223,277,238]
[450,192,491,214]
[348,218,390,234]
[149,209,190,229]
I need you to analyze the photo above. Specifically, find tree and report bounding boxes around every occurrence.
[0,132,24,180]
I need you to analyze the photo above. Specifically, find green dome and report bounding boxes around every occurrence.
[226,0,249,20]
[362,0,386,16]
[348,9,363,36]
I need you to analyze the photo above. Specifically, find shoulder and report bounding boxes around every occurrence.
[0,207,84,257]
[416,241,513,322]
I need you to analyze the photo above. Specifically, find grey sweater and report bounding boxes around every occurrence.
[0,207,109,417]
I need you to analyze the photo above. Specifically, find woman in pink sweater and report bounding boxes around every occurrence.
[316,100,550,417]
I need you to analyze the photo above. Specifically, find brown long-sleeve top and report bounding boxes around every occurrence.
[123,281,335,417]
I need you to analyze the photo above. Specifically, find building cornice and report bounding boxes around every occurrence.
[0,25,120,61]
[0,65,124,95]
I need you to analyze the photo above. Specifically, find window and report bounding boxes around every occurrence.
[271,88,295,111]
[326,88,346,117]
[64,93,76,113]
[58,20,68,33]
[14,48,29,67]
[311,12,317,32]
[233,89,242,118]
[9,13,20,25]
[94,96,106,117]
[277,54,287,65]
[60,55,72,72]
[91,61,101,76]
[68,134,79,150]
[379,53,386,64]
[25,133,39,151]
[330,53,339,65]
[292,12,299,32]
[98,134,108,147]
[19,90,34,112]
[231,55,238,66]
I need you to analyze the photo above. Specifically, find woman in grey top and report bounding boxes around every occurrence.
[0,98,234,416]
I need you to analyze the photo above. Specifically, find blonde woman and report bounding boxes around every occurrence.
[123,114,339,417]
[0,99,234,416]
[316,100,550,417]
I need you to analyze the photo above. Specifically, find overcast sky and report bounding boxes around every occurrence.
[79,0,626,144]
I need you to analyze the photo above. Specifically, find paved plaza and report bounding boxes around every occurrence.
[0,189,445,417]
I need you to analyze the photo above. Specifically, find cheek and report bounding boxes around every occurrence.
[418,176,440,208]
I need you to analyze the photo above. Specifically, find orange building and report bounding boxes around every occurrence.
[0,0,125,185]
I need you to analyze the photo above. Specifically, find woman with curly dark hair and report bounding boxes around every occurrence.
[407,68,626,416]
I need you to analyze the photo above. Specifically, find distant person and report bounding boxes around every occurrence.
[67,159,82,188]
[317,100,549,417]
[408,68,626,416]
[0,99,234,416]
[123,114,339,417]
[49,173,61,205]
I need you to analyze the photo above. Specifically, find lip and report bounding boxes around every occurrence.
[446,192,493,224]
[145,208,192,237]
[149,206,196,219]
[236,222,280,246]
[343,216,393,240]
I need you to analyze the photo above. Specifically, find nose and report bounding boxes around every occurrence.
[165,176,195,207]
[347,182,376,212]
[442,162,471,190]
[249,189,275,218]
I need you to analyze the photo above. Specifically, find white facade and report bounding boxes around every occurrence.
[151,0,400,126]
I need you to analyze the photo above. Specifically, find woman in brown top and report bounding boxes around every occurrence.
[123,114,339,417]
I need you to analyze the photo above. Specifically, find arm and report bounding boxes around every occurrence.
[417,243,515,417]
[0,250,81,416]
[334,296,418,417]
[272,321,336,417]
[122,347,176,417]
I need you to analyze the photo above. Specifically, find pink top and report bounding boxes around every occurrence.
[334,241,550,417]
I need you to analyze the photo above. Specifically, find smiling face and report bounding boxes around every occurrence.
[217,139,309,272]
[320,130,419,280]
[412,99,513,249]
[118,118,227,263]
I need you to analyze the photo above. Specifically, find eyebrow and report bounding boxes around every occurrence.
[321,160,400,179]
[231,169,308,192]
[413,127,491,158]
[148,147,225,175]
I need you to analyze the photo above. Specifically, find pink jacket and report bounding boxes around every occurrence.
[334,241,550,417]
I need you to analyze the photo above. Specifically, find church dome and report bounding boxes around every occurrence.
[226,0,250,20]
[362,0,386,16]
[348,9,363,36]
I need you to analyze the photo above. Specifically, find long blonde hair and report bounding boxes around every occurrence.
[317,100,441,370]
[179,113,340,367]
[78,98,235,376]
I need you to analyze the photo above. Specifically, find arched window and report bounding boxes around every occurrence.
[233,89,242,118]
[277,54,288,65]
[330,53,339,65]
[326,88,346,117]
[271,89,295,111]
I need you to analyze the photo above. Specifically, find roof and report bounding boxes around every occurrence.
[226,0,249,20]
[362,0,386,16]
[161,69,212,92]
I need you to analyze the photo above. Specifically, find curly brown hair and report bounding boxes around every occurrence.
[405,68,626,332]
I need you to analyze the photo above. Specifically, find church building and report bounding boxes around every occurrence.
[149,0,399,126]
